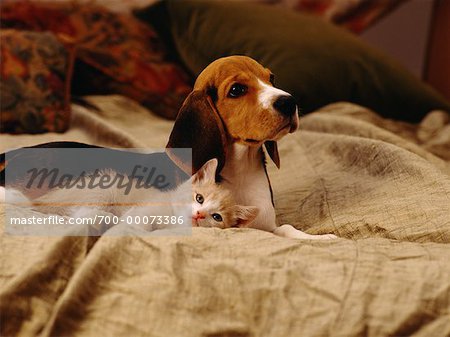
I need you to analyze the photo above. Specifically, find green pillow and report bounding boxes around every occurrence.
[135,0,450,122]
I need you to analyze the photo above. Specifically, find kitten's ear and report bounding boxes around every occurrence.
[191,158,218,184]
[233,205,259,227]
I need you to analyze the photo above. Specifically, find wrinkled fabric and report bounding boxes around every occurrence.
[0,97,449,337]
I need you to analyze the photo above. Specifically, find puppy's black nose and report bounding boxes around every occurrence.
[273,95,297,117]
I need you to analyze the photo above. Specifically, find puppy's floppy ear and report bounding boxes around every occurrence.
[166,91,227,175]
[264,141,280,169]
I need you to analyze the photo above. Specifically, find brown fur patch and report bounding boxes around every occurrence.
[194,56,285,144]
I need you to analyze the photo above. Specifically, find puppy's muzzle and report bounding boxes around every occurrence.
[273,95,297,117]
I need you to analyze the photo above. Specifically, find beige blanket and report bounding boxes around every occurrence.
[1,96,449,337]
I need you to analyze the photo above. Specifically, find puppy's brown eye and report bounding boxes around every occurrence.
[196,194,204,204]
[228,83,247,98]
[269,74,275,85]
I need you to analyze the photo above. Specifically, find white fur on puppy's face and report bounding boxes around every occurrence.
[257,79,289,109]
[257,79,299,139]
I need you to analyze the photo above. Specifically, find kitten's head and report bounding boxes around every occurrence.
[190,159,259,229]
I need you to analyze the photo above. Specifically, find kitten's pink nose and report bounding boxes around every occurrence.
[193,211,205,220]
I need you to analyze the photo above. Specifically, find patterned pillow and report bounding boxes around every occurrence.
[0,1,192,120]
[0,29,74,134]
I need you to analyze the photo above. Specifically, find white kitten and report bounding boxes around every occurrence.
[124,159,259,229]
[4,159,259,231]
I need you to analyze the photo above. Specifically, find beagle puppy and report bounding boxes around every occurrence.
[167,56,336,240]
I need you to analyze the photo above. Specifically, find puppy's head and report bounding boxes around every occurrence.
[167,56,299,174]
[194,56,299,146]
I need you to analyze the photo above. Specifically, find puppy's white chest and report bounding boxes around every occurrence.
[221,144,277,231]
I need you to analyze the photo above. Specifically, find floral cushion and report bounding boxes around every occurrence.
[1,29,73,134]
[0,1,192,120]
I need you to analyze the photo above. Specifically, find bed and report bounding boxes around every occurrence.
[1,1,450,336]
[1,95,449,336]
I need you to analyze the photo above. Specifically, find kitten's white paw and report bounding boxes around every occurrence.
[320,234,339,240]
[3,188,31,206]
[274,224,338,240]
[70,207,116,235]
[70,207,99,219]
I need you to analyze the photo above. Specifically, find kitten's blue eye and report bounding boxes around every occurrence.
[212,213,223,222]
[195,194,204,204]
